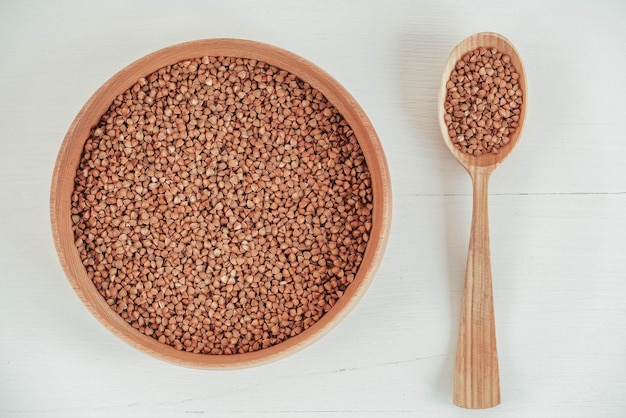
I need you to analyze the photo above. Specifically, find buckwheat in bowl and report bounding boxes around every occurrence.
[51,39,391,368]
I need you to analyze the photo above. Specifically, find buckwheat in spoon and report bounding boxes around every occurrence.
[438,32,527,409]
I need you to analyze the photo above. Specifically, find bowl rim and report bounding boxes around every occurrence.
[50,38,392,369]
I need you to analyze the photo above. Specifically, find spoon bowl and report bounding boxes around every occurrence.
[439,32,527,171]
[438,32,527,409]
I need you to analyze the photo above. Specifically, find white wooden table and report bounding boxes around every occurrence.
[1,1,625,416]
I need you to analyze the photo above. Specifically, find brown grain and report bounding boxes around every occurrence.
[443,47,523,155]
[71,56,373,355]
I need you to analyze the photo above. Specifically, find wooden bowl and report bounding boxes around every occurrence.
[50,39,392,368]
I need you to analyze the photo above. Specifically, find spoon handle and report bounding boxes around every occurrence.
[454,167,500,409]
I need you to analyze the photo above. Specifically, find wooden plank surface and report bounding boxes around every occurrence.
[1,1,625,417]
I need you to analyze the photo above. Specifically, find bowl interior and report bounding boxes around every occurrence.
[51,39,391,368]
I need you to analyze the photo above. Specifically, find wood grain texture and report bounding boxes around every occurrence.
[438,32,527,408]
[454,166,500,408]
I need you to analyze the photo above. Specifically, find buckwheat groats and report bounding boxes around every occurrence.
[443,47,523,156]
[71,56,373,355]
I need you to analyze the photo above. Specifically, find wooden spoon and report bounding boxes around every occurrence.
[438,32,527,409]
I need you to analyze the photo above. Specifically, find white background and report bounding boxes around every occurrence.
[1,1,625,417]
